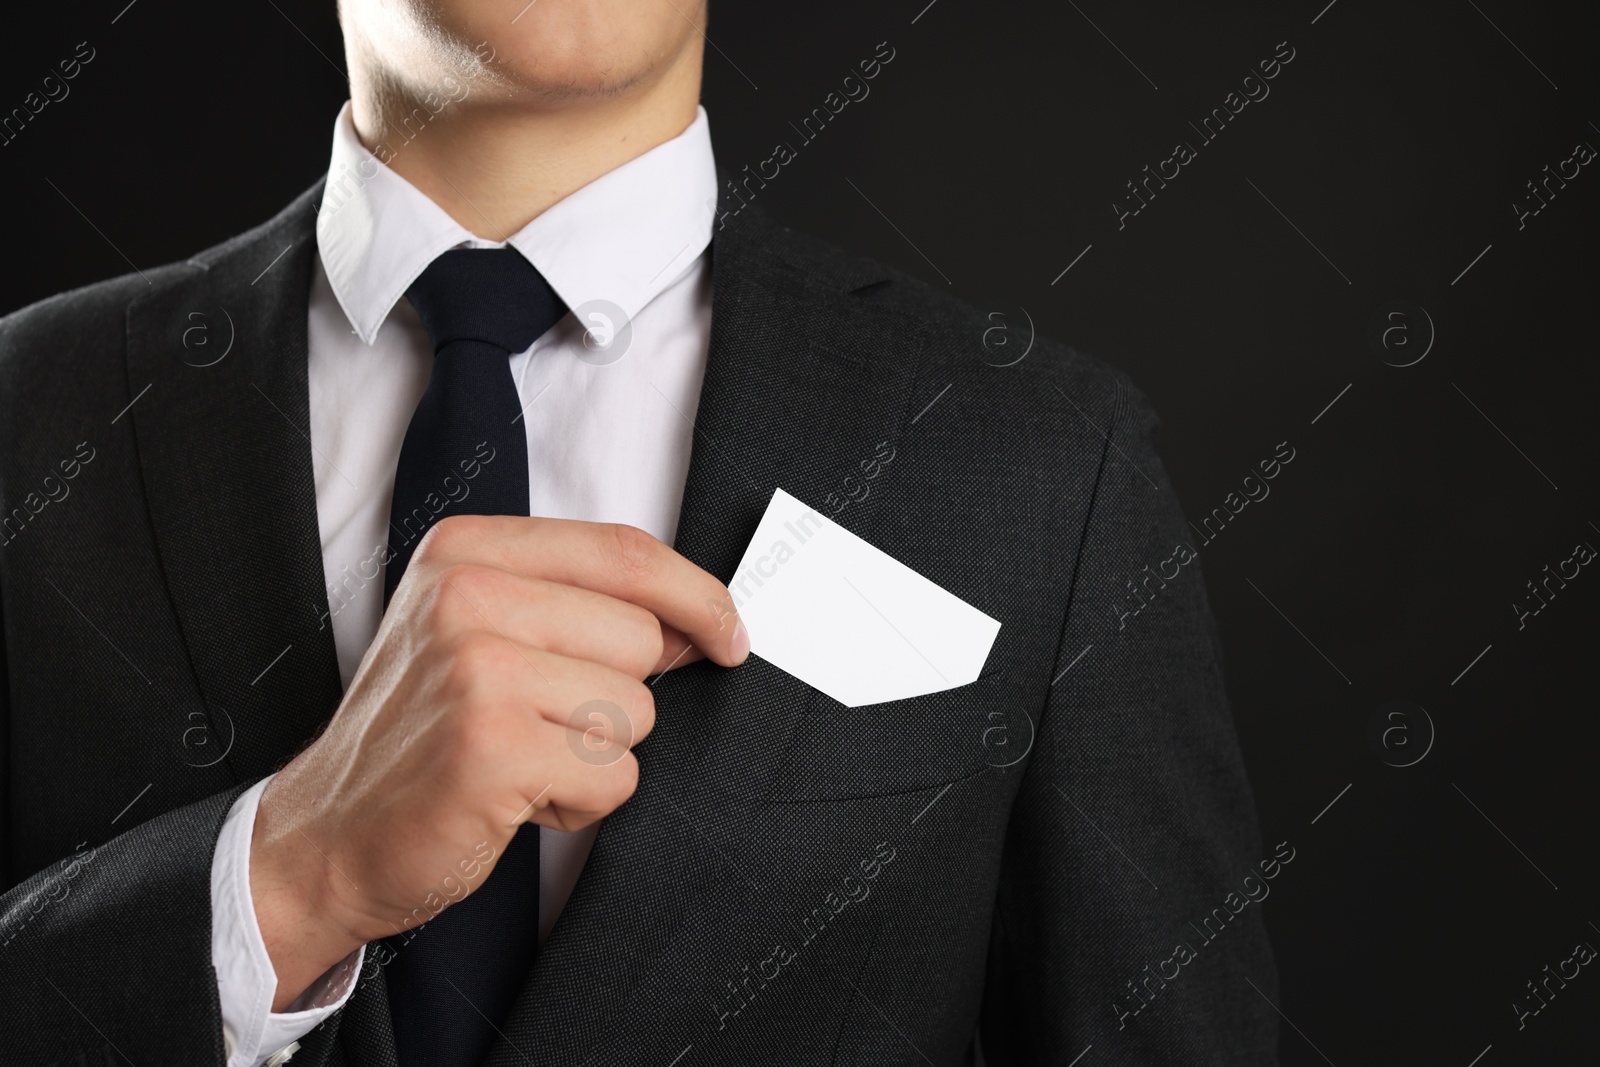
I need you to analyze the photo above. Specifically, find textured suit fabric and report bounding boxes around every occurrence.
[0,177,1277,1066]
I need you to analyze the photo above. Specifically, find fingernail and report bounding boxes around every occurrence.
[730,617,750,663]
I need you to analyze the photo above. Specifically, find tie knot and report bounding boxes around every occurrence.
[405,247,568,355]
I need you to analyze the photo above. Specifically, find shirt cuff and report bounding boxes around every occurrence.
[211,776,366,1067]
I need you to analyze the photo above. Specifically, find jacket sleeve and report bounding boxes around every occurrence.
[0,616,252,1067]
[980,375,1280,1065]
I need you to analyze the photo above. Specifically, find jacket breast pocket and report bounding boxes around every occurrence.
[762,676,1038,803]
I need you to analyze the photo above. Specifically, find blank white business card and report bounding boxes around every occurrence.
[729,489,1001,708]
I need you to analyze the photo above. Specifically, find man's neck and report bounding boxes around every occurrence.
[348,49,703,241]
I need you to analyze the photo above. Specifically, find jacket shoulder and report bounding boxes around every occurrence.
[0,182,321,381]
[742,210,1147,424]
[0,262,188,368]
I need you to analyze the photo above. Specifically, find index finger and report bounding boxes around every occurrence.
[423,516,749,668]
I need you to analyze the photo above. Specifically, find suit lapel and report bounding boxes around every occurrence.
[489,203,932,1066]
[124,182,345,785]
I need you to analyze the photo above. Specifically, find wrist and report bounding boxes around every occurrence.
[250,776,369,1011]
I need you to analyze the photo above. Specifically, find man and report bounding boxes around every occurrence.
[0,1,1277,1064]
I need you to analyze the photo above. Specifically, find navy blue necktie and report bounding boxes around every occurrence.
[380,246,566,1067]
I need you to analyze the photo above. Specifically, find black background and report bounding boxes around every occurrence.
[3,1,1597,1064]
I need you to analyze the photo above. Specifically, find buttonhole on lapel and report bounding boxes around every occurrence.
[807,339,866,368]
[847,278,895,299]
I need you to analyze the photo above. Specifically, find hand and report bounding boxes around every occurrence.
[248,516,748,1010]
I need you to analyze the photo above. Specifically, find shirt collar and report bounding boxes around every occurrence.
[316,100,719,346]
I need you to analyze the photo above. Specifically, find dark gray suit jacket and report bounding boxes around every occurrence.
[0,181,1277,1065]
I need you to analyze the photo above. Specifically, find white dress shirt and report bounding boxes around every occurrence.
[210,100,718,1067]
